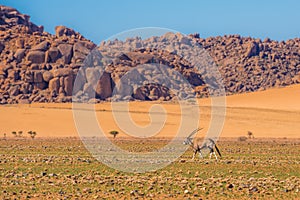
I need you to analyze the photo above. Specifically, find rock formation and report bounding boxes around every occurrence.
[0,5,299,104]
[0,5,96,104]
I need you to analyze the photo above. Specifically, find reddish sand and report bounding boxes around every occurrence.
[0,84,299,138]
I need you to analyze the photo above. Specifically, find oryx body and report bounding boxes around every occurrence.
[183,128,222,161]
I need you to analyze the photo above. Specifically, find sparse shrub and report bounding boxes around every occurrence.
[18,131,23,137]
[247,131,254,139]
[12,131,17,137]
[187,99,196,105]
[238,136,248,142]
[109,130,119,139]
[28,131,37,139]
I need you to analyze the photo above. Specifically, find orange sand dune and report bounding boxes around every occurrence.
[0,84,299,138]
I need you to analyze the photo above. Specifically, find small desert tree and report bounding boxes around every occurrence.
[18,131,23,137]
[12,131,17,137]
[238,136,248,142]
[28,131,37,139]
[32,131,37,139]
[110,130,119,139]
[28,130,32,137]
[247,131,254,139]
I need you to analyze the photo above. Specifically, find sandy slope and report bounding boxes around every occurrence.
[0,84,299,138]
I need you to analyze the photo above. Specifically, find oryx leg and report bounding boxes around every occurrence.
[209,148,213,159]
[192,150,197,160]
[198,150,204,159]
[213,152,218,161]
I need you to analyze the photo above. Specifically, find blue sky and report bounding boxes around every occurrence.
[3,0,300,44]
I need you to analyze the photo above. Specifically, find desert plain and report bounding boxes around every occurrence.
[1,82,300,199]
[1,84,299,139]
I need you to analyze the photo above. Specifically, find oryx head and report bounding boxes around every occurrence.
[183,137,193,145]
[183,128,202,145]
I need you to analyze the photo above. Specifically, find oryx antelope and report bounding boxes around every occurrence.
[183,128,222,161]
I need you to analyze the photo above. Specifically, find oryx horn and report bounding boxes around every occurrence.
[187,127,203,138]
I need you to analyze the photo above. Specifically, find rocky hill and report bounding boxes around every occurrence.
[0,5,299,104]
[0,5,96,103]
[192,33,300,94]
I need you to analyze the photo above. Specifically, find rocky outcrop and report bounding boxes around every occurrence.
[0,5,44,33]
[245,41,260,58]
[0,5,300,104]
[27,50,45,64]
[192,35,300,94]
[96,72,112,100]
[57,44,73,64]
[55,26,76,38]
[0,5,96,103]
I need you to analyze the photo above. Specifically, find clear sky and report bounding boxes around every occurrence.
[3,0,300,44]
